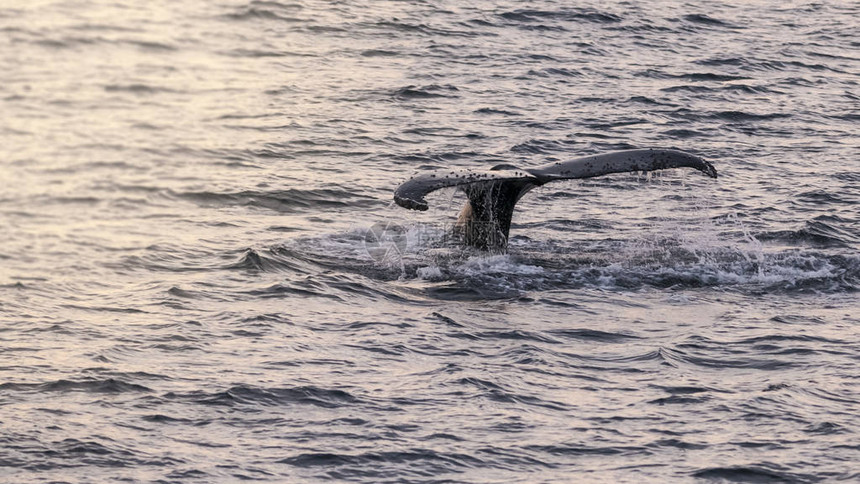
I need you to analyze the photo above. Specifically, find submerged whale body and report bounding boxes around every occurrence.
[394,149,718,250]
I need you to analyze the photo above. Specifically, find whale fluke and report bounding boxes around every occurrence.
[393,149,717,249]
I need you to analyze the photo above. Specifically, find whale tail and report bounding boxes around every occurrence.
[393,149,717,250]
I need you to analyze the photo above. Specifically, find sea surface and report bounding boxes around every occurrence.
[1,1,858,482]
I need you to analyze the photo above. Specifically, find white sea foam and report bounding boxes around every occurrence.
[456,254,545,276]
[416,265,444,280]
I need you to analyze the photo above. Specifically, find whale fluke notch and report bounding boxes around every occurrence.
[393,149,717,250]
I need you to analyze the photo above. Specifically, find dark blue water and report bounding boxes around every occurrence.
[1,1,858,482]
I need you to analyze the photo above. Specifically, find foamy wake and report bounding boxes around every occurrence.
[279,216,857,293]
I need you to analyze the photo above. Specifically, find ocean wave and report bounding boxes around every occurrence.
[392,84,460,100]
[6,437,185,470]
[104,83,180,95]
[0,378,153,394]
[279,449,484,476]
[169,187,376,212]
[692,465,816,483]
[758,219,858,248]
[224,0,305,22]
[172,384,361,409]
[499,8,622,24]
[680,13,739,28]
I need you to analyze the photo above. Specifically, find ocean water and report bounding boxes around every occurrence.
[1,0,858,482]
